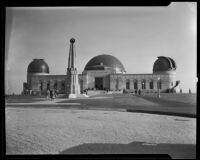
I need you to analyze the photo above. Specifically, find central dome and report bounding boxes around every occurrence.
[84,54,125,73]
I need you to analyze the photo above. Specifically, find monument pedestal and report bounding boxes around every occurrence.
[67,93,89,99]
[67,94,77,98]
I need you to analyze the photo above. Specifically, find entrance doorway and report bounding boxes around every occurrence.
[95,77,103,90]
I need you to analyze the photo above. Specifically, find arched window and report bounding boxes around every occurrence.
[141,79,146,89]
[134,80,138,89]
[126,79,130,89]
[149,79,154,89]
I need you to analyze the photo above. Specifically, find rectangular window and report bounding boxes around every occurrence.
[157,80,162,89]
[61,81,65,90]
[115,79,119,90]
[47,81,50,90]
[126,80,130,89]
[134,81,138,89]
[149,80,154,89]
[40,81,43,91]
[142,80,146,89]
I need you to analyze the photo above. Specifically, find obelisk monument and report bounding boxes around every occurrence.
[66,38,80,98]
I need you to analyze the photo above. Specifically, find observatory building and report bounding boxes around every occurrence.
[23,39,180,95]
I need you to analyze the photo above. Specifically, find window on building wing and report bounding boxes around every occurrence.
[126,79,130,89]
[141,80,146,89]
[157,79,162,89]
[47,81,50,90]
[149,79,154,89]
[40,80,43,91]
[115,79,119,90]
[61,81,65,90]
[134,80,138,89]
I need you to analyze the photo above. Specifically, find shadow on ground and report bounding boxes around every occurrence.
[60,141,196,159]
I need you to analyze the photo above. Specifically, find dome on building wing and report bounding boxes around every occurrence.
[84,54,126,73]
[27,59,49,74]
[153,56,177,73]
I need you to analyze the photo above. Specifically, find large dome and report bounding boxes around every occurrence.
[27,59,49,74]
[153,56,177,73]
[84,54,126,73]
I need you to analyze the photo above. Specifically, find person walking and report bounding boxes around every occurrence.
[46,89,50,100]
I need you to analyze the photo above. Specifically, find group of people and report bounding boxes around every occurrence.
[135,89,141,95]
[46,89,58,100]
[122,89,142,95]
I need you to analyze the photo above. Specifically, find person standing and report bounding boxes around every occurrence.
[52,89,55,100]
[138,89,141,95]
[55,89,58,98]
[135,89,137,95]
[50,90,53,100]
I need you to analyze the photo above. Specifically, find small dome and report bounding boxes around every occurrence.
[153,56,177,73]
[27,59,49,74]
[84,54,125,73]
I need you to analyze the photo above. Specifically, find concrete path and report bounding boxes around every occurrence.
[6,98,80,105]
[6,96,113,106]
[6,107,196,158]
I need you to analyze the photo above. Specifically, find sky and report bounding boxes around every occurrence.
[5,3,197,94]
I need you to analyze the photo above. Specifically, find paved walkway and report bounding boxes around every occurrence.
[6,98,81,105]
[6,97,127,112]
[6,96,113,106]
[6,107,196,158]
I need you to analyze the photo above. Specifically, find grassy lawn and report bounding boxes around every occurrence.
[144,93,196,105]
[5,93,196,117]
[59,94,157,106]
[58,93,196,117]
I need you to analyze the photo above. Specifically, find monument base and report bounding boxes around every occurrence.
[67,94,77,98]
[66,93,89,99]
[81,94,89,98]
